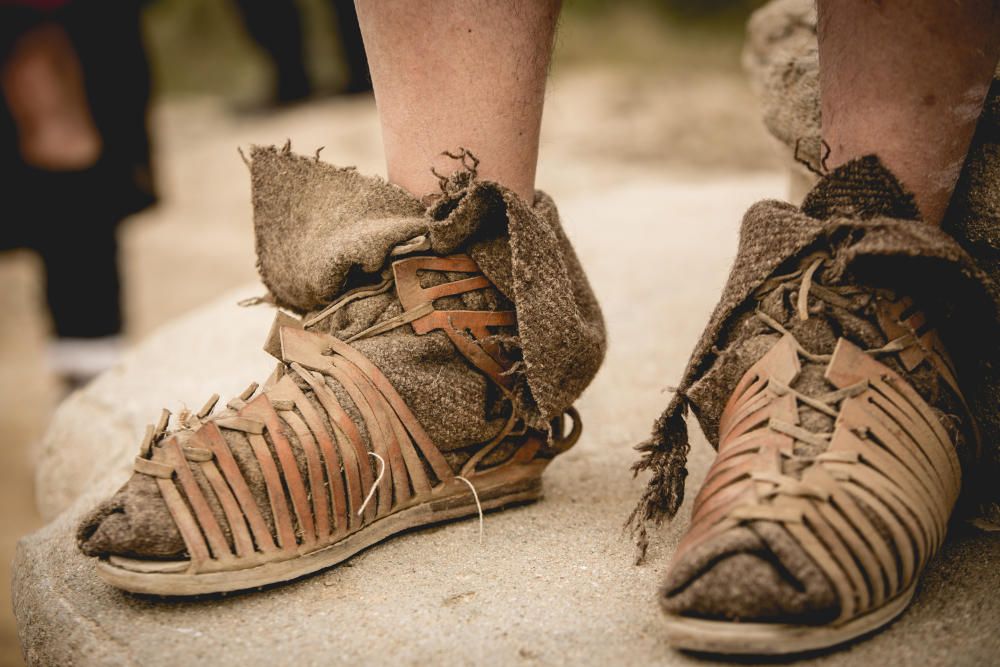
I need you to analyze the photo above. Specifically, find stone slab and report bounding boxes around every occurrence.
[14,177,1000,666]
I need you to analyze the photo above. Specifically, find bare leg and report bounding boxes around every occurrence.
[819,0,1000,226]
[233,0,312,104]
[355,0,560,202]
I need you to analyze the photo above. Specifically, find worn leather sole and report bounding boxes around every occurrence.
[662,582,916,655]
[96,463,545,596]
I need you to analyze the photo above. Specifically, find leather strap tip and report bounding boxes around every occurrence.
[214,416,266,434]
[134,456,174,478]
[183,446,215,463]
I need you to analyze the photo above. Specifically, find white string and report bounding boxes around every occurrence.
[357,452,386,517]
[455,475,484,545]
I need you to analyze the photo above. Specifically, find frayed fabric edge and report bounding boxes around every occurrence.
[627,392,690,565]
[626,155,1000,562]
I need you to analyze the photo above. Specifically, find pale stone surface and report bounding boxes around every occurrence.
[13,175,1000,665]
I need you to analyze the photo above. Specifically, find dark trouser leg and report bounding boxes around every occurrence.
[233,0,311,103]
[329,0,371,93]
[39,215,121,340]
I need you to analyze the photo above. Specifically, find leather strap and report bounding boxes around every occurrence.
[671,322,963,626]
[392,254,517,390]
[267,375,351,535]
[129,253,576,574]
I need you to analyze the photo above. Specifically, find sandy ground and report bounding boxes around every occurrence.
[0,62,779,666]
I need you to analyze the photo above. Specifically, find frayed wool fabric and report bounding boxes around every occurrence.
[78,146,606,560]
[251,145,605,426]
[737,0,1000,528]
[631,156,1000,551]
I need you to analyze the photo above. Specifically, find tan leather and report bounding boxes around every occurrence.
[128,252,578,574]
[671,310,963,625]
[393,254,517,390]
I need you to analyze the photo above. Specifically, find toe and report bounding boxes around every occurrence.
[76,474,185,559]
[661,523,839,624]
[77,492,124,557]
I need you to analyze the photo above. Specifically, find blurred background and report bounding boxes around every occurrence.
[0,0,778,664]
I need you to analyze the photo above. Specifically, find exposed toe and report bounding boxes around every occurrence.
[77,474,185,559]
[661,523,839,624]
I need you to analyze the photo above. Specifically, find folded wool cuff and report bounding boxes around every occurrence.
[738,0,1000,526]
[250,144,606,424]
[632,157,1000,537]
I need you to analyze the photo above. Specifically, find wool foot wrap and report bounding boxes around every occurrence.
[743,0,1000,523]
[77,147,604,593]
[639,157,999,648]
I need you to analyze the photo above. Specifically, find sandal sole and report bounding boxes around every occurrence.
[96,472,543,596]
[662,582,916,655]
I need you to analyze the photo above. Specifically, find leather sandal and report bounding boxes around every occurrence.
[662,259,966,653]
[91,251,578,595]
[631,156,999,655]
[77,146,605,596]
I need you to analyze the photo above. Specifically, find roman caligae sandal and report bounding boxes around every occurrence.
[744,0,1000,529]
[630,157,1000,655]
[77,145,606,596]
[662,264,965,654]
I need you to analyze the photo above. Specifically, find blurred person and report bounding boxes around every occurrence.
[0,0,155,387]
[70,0,1000,659]
[233,0,371,107]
